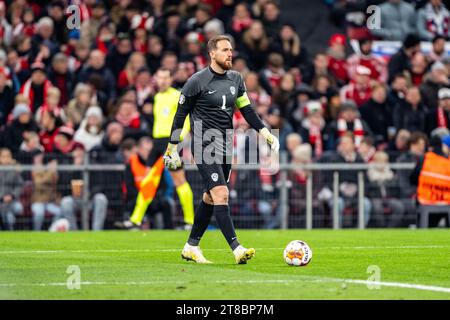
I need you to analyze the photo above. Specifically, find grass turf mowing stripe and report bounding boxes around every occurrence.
[1,277,450,294]
[0,245,447,254]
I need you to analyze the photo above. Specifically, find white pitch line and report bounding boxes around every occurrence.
[0,277,449,294]
[0,245,447,254]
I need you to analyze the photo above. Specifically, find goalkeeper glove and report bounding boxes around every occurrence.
[259,127,280,155]
[163,143,182,170]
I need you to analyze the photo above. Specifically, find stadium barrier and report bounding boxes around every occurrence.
[0,154,426,230]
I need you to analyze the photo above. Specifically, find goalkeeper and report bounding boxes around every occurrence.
[164,35,279,264]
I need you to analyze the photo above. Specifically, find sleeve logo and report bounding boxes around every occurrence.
[179,94,185,104]
[230,86,236,95]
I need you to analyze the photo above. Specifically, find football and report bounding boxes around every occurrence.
[283,240,312,266]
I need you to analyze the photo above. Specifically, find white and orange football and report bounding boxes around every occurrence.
[283,240,312,266]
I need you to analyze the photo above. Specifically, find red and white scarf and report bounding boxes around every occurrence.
[337,118,364,146]
[425,3,450,36]
[19,79,52,112]
[437,107,449,129]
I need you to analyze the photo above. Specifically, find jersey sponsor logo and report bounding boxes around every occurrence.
[207,90,217,94]
[230,86,236,95]
[179,94,185,104]
[211,173,219,182]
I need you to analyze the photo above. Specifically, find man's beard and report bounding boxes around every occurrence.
[216,59,232,70]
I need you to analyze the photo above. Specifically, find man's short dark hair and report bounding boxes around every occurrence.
[409,131,428,148]
[207,35,232,52]
[156,67,173,77]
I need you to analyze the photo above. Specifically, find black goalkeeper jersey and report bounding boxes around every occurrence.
[170,66,265,161]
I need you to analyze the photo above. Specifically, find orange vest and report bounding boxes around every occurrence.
[417,152,450,205]
[129,154,150,190]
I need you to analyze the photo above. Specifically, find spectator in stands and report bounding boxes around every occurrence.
[360,84,394,145]
[89,122,125,166]
[340,65,372,107]
[19,61,53,114]
[370,0,416,41]
[78,50,116,104]
[53,126,78,158]
[30,152,61,230]
[367,151,405,227]
[262,0,282,40]
[321,132,372,227]
[272,23,309,70]
[106,32,133,79]
[420,61,449,109]
[1,103,38,154]
[260,52,286,95]
[358,136,377,163]
[145,35,164,74]
[38,110,62,153]
[347,38,388,83]
[74,106,105,152]
[117,52,148,92]
[327,33,348,86]
[425,87,450,134]
[417,0,450,41]
[35,86,66,124]
[299,100,327,158]
[65,83,92,129]
[227,1,252,39]
[61,144,108,231]
[266,105,293,151]
[288,83,314,131]
[387,73,410,107]
[326,100,371,149]
[80,2,107,46]
[388,34,421,83]
[410,52,430,86]
[241,20,270,71]
[0,148,23,230]
[0,67,14,127]
[48,53,75,107]
[397,131,428,202]
[114,98,150,141]
[180,32,208,72]
[389,128,412,157]
[428,35,449,62]
[244,71,271,109]
[272,72,296,117]
[302,52,334,86]
[17,131,43,165]
[286,132,303,161]
[393,86,428,132]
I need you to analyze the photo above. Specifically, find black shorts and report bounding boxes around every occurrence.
[196,161,232,193]
[147,137,183,171]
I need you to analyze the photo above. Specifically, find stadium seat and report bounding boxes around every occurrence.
[418,205,450,228]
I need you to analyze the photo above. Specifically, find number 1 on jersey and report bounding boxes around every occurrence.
[221,95,226,110]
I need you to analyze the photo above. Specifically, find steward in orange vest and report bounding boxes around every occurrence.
[124,151,174,229]
[410,136,450,222]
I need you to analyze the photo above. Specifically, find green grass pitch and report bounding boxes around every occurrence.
[0,229,449,300]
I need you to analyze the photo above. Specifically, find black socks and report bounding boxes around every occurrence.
[188,203,240,250]
[213,205,240,250]
[188,200,214,246]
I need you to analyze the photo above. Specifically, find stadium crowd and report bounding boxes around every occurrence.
[0,0,450,231]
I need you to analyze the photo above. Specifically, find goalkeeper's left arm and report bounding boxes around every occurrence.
[236,91,280,154]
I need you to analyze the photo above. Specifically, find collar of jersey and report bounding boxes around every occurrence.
[209,66,227,77]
